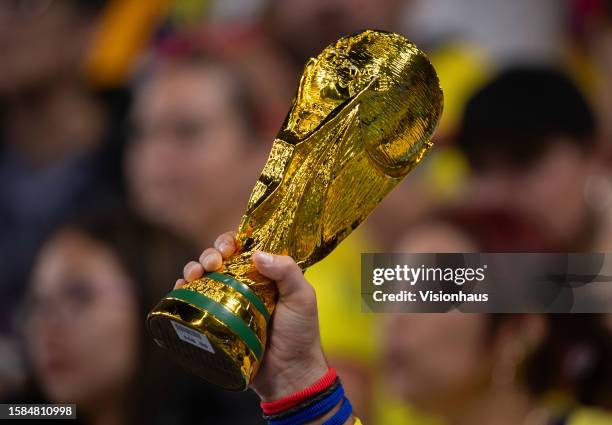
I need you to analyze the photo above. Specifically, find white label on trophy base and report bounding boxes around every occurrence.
[171,321,215,354]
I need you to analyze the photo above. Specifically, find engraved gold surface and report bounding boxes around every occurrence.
[182,277,267,342]
[148,29,443,390]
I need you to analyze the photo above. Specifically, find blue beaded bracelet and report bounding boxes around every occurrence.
[268,383,344,425]
[322,396,353,425]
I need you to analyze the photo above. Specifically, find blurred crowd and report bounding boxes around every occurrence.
[2,0,612,424]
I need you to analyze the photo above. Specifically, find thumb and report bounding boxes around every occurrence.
[252,251,314,302]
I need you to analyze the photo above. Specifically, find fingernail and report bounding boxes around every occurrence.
[254,251,273,267]
[202,254,214,269]
[219,241,231,254]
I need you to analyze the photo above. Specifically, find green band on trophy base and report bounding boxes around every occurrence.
[166,288,263,360]
[205,272,271,322]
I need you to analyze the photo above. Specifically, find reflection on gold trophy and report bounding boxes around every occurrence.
[147,29,443,390]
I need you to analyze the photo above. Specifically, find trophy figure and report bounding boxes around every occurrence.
[147,29,443,391]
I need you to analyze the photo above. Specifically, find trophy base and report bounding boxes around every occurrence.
[147,273,272,391]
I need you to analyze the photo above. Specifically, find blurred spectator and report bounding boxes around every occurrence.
[452,67,606,252]
[125,49,266,245]
[382,313,612,424]
[0,0,129,328]
[8,210,263,424]
[383,222,612,424]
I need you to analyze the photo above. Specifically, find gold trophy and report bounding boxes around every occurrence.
[147,29,443,390]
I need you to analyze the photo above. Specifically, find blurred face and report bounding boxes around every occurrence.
[462,139,594,250]
[126,63,254,240]
[25,231,138,407]
[382,313,492,411]
[0,1,89,94]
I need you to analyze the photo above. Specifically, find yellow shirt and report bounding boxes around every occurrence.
[306,229,377,365]
[353,408,612,425]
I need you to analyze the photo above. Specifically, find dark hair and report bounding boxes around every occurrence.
[489,314,612,407]
[457,67,596,169]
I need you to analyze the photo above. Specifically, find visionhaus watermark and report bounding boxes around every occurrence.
[361,253,612,313]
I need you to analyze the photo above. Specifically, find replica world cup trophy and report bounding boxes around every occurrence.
[147,29,443,391]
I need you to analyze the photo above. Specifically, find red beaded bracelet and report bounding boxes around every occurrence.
[260,367,337,415]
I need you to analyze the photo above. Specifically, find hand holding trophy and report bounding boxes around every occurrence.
[147,29,443,391]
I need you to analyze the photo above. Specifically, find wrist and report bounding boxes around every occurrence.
[254,354,329,401]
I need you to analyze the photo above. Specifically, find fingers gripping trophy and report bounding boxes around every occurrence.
[147,29,443,391]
